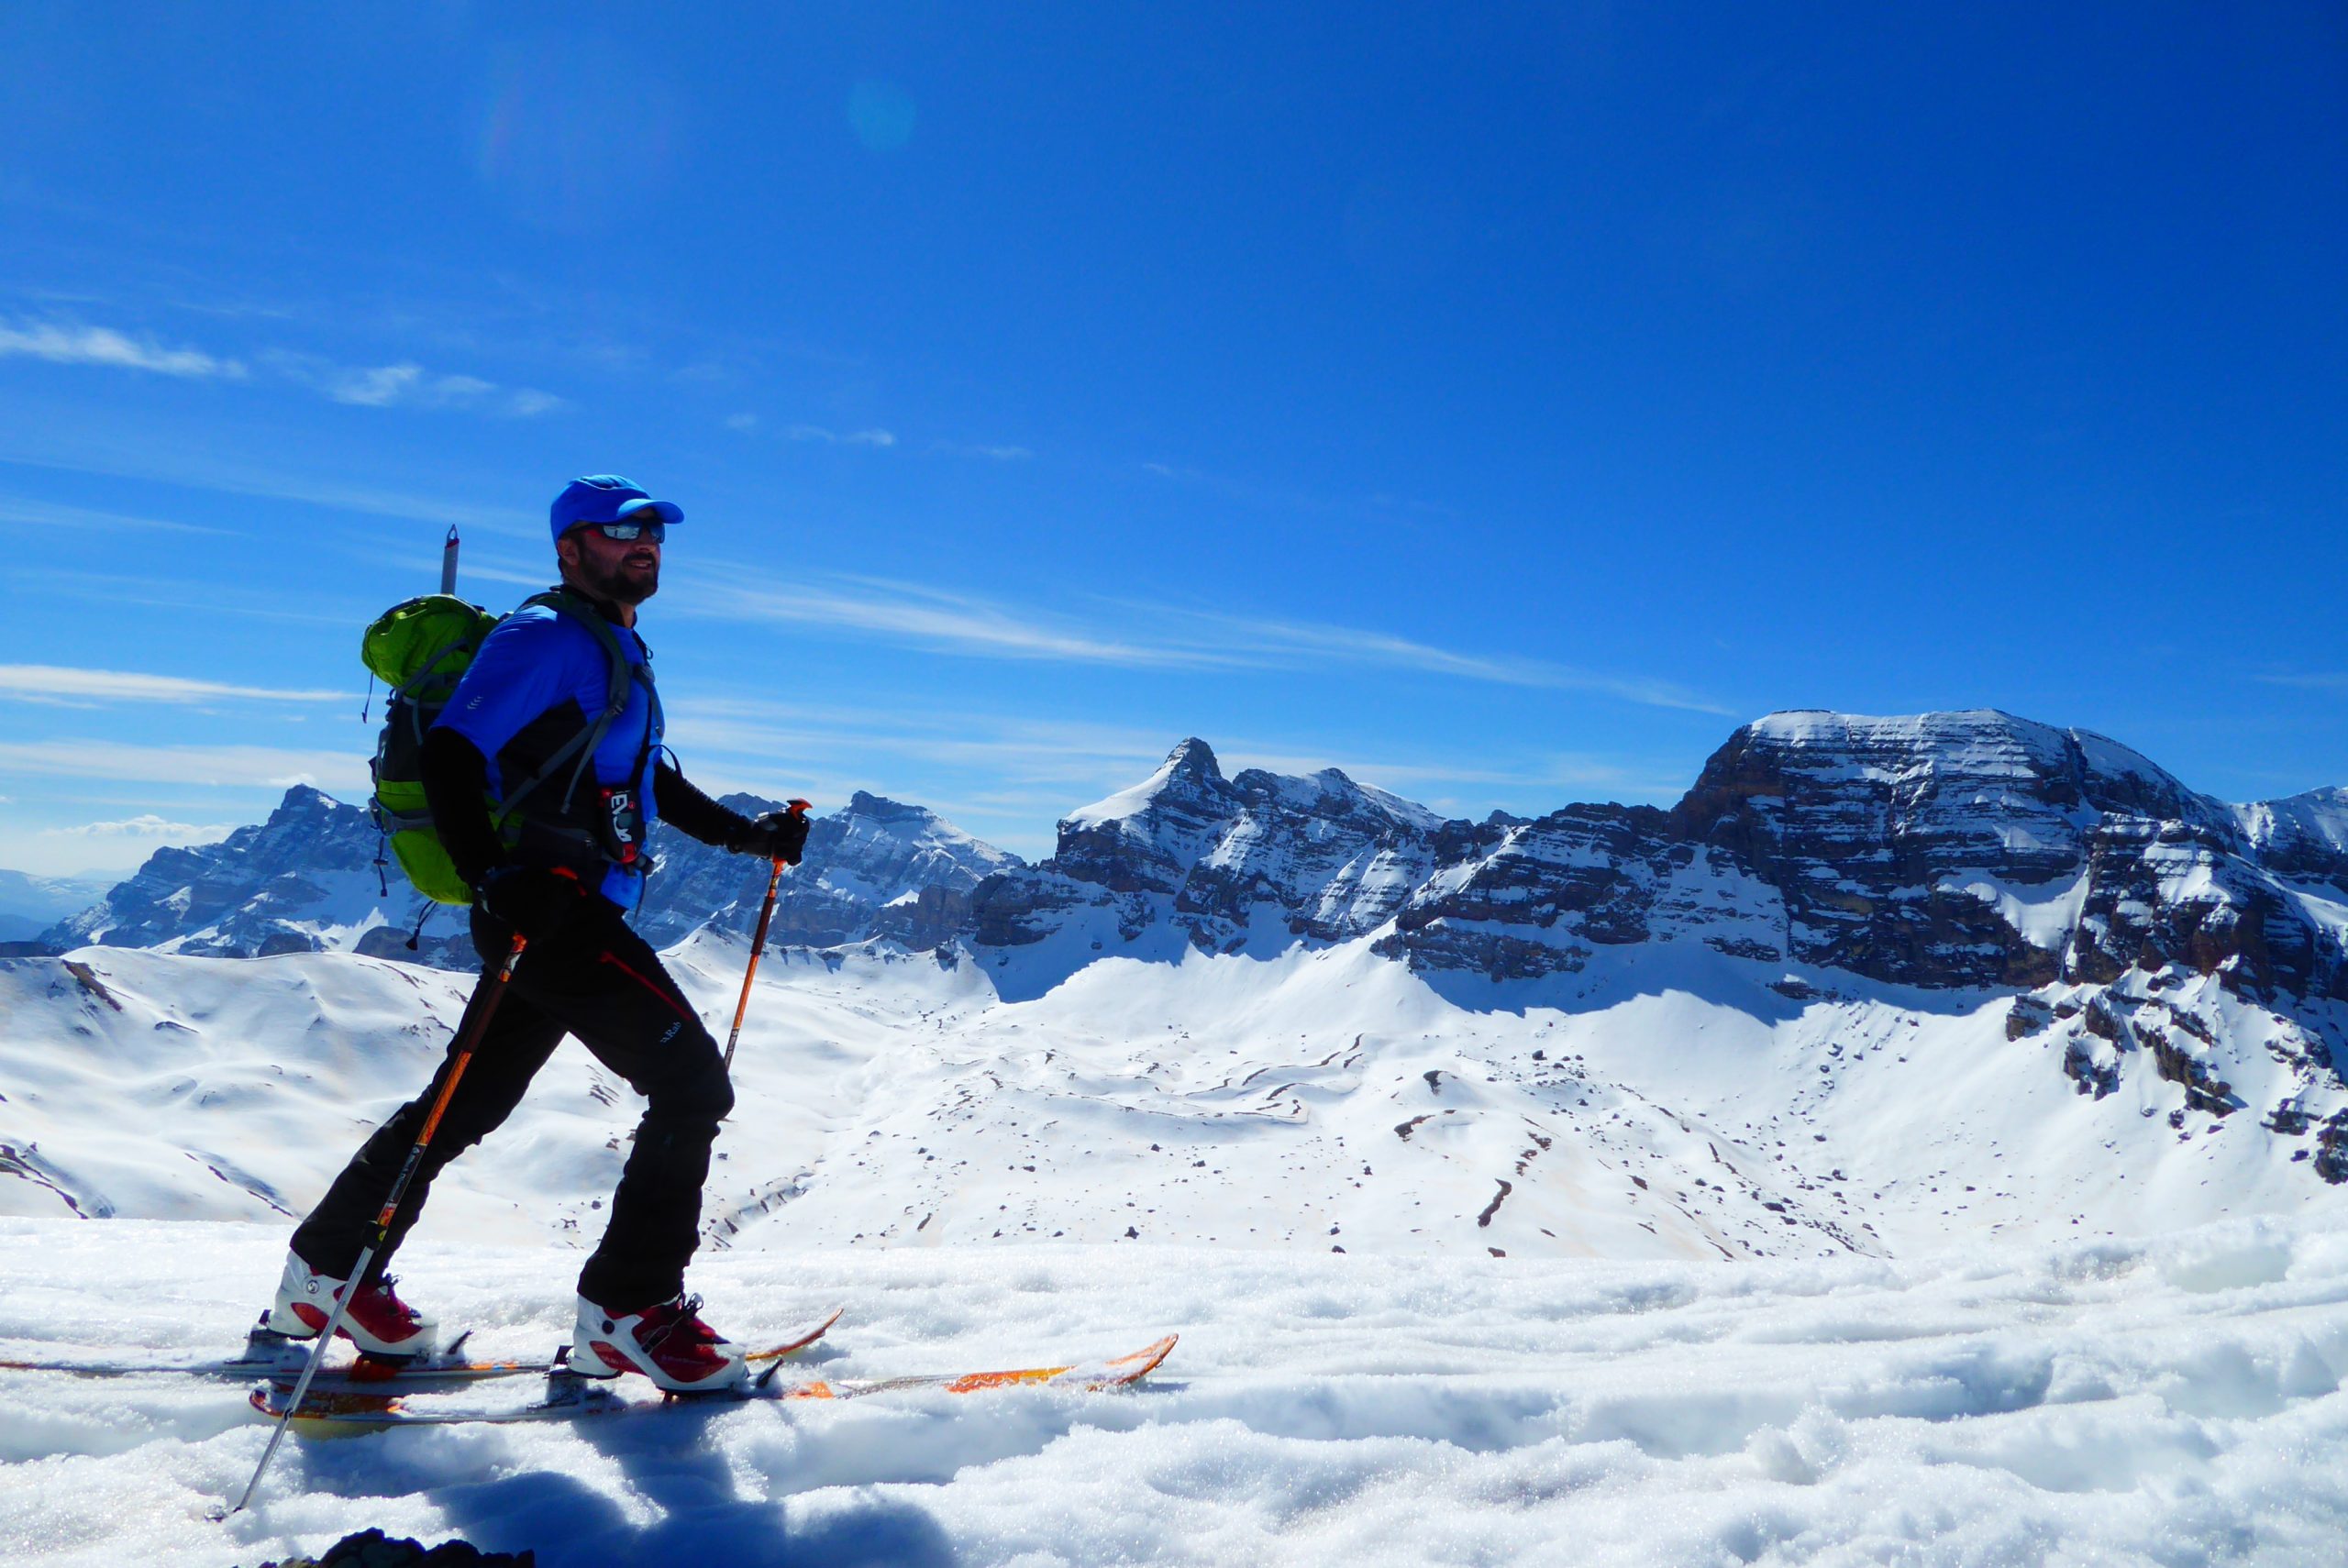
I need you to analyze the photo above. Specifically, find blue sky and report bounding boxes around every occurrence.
[1,4,2342,876]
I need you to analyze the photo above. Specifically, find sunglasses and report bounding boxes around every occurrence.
[576,519,664,544]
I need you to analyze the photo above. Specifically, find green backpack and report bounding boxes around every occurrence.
[361,591,644,906]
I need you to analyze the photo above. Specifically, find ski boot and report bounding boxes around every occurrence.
[572,1292,748,1392]
[265,1251,437,1357]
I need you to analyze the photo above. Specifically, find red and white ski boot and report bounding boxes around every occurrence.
[266,1251,437,1357]
[572,1292,748,1392]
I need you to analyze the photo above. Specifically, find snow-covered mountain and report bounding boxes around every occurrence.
[636,789,1021,951]
[37,786,397,960]
[969,738,1445,975]
[960,713,2348,1188]
[32,785,1018,968]
[7,707,2344,1261]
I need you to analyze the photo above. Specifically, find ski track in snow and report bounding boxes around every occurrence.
[2,937,2346,1562]
[0,1220,2344,1566]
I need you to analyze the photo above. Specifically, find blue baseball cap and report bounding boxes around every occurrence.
[549,475,684,545]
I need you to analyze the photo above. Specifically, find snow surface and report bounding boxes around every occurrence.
[1,1217,2343,1566]
[2236,787,2348,863]
[4,933,2346,1562]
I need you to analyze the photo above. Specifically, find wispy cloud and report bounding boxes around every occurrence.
[40,814,238,842]
[1141,607,1739,715]
[22,568,365,627]
[681,567,1731,714]
[3,739,365,791]
[0,494,238,536]
[0,317,559,417]
[659,697,1694,851]
[0,440,539,535]
[686,576,1217,667]
[0,665,349,706]
[786,424,897,447]
[2255,669,2348,691]
[670,700,1178,782]
[260,351,563,416]
[0,320,246,380]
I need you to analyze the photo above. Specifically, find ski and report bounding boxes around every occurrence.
[3,1307,842,1394]
[247,1332,1177,1429]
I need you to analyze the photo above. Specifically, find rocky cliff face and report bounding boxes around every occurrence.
[969,739,1446,966]
[962,716,2348,1176]
[40,787,397,960]
[1665,711,2348,1004]
[637,790,1020,951]
[40,786,1016,966]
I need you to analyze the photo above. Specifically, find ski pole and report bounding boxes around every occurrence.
[722,800,808,1073]
[221,931,527,1519]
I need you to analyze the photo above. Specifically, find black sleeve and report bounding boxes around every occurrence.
[657,756,757,850]
[421,729,508,889]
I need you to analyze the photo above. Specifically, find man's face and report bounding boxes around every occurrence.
[561,520,662,605]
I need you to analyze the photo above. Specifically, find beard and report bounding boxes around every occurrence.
[579,548,661,606]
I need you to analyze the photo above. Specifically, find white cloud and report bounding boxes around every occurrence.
[0,320,246,379]
[263,353,562,416]
[787,424,897,447]
[41,814,238,842]
[0,318,560,417]
[0,494,235,536]
[0,666,349,706]
[725,413,759,432]
[1147,609,1739,715]
[688,577,1234,668]
[681,568,1732,714]
[2,740,365,790]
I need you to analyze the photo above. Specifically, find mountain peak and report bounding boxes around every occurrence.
[270,784,343,820]
[1164,737,1222,779]
[847,790,932,823]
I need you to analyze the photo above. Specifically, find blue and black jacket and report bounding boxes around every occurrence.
[420,588,751,909]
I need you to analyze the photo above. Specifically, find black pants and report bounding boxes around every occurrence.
[291,900,734,1312]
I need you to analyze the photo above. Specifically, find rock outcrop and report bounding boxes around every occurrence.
[969,739,1445,964]
[960,716,2348,1172]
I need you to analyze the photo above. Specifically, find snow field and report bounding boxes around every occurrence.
[1,1216,2344,1566]
[4,935,2342,1266]
[6,929,2347,1562]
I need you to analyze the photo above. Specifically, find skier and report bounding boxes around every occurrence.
[265,476,810,1391]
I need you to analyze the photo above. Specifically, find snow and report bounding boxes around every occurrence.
[1,1217,2343,1566]
[1939,869,2091,952]
[3,930,2345,1561]
[2237,787,2348,861]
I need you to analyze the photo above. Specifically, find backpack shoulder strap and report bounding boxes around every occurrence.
[523,589,641,715]
[494,588,658,826]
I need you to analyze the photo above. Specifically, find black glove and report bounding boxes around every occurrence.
[476,866,586,942]
[735,801,813,865]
